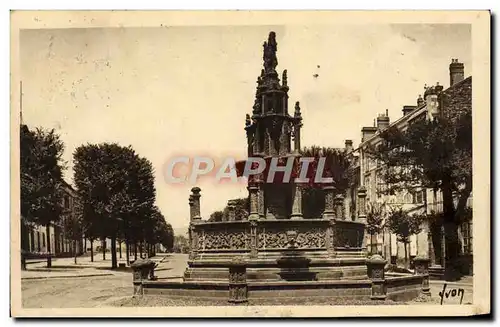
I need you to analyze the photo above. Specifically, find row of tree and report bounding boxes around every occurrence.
[365,202,425,266]
[20,124,175,269]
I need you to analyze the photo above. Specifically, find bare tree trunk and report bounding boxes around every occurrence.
[102,238,106,260]
[134,242,138,260]
[119,241,122,259]
[111,236,117,269]
[21,223,28,271]
[46,223,52,268]
[442,179,461,281]
[404,242,408,268]
[139,242,143,258]
[73,240,77,265]
[126,242,130,266]
[90,240,94,262]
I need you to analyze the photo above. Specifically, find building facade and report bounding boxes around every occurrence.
[347,59,472,276]
[22,180,85,258]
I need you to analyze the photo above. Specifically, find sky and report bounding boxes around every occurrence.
[19,24,471,234]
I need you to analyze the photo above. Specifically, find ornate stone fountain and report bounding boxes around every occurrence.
[133,32,430,303]
[182,31,367,284]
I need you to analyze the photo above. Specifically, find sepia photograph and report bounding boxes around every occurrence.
[9,10,490,317]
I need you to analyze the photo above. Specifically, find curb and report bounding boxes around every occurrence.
[21,273,114,280]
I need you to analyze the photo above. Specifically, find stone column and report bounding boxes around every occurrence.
[258,174,265,219]
[326,219,336,258]
[414,256,431,296]
[357,186,367,223]
[249,219,258,258]
[253,125,260,154]
[268,129,277,156]
[188,195,194,220]
[248,181,259,221]
[227,200,236,221]
[367,254,387,300]
[322,185,335,220]
[293,102,303,154]
[334,194,345,220]
[189,188,201,260]
[228,258,248,303]
[191,187,202,221]
[357,186,368,252]
[324,185,336,255]
[293,124,301,153]
[290,184,303,219]
[188,224,199,260]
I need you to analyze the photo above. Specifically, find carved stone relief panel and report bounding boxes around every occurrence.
[197,228,249,250]
[258,226,327,249]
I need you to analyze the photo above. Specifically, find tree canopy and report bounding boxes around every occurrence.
[73,142,170,267]
[300,146,354,218]
[20,124,66,267]
[20,125,66,227]
[366,88,472,278]
[367,111,472,224]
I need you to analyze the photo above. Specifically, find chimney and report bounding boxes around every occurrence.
[424,83,443,119]
[417,94,424,107]
[449,58,464,86]
[402,105,417,116]
[361,126,377,142]
[344,139,353,153]
[376,109,390,131]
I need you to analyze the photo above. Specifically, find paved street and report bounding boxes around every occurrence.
[21,253,188,308]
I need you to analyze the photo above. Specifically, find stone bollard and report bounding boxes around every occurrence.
[413,255,431,296]
[21,250,27,271]
[367,254,387,300]
[228,258,248,304]
[131,258,155,295]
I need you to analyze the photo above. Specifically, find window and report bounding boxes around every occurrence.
[376,174,387,198]
[63,195,70,209]
[413,190,424,204]
[461,221,473,254]
[404,193,413,204]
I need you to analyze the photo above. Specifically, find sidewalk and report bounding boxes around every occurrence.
[429,275,473,287]
[22,253,171,280]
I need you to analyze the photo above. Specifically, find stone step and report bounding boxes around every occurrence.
[429,266,445,280]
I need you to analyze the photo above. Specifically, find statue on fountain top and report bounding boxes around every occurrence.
[263,31,278,73]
